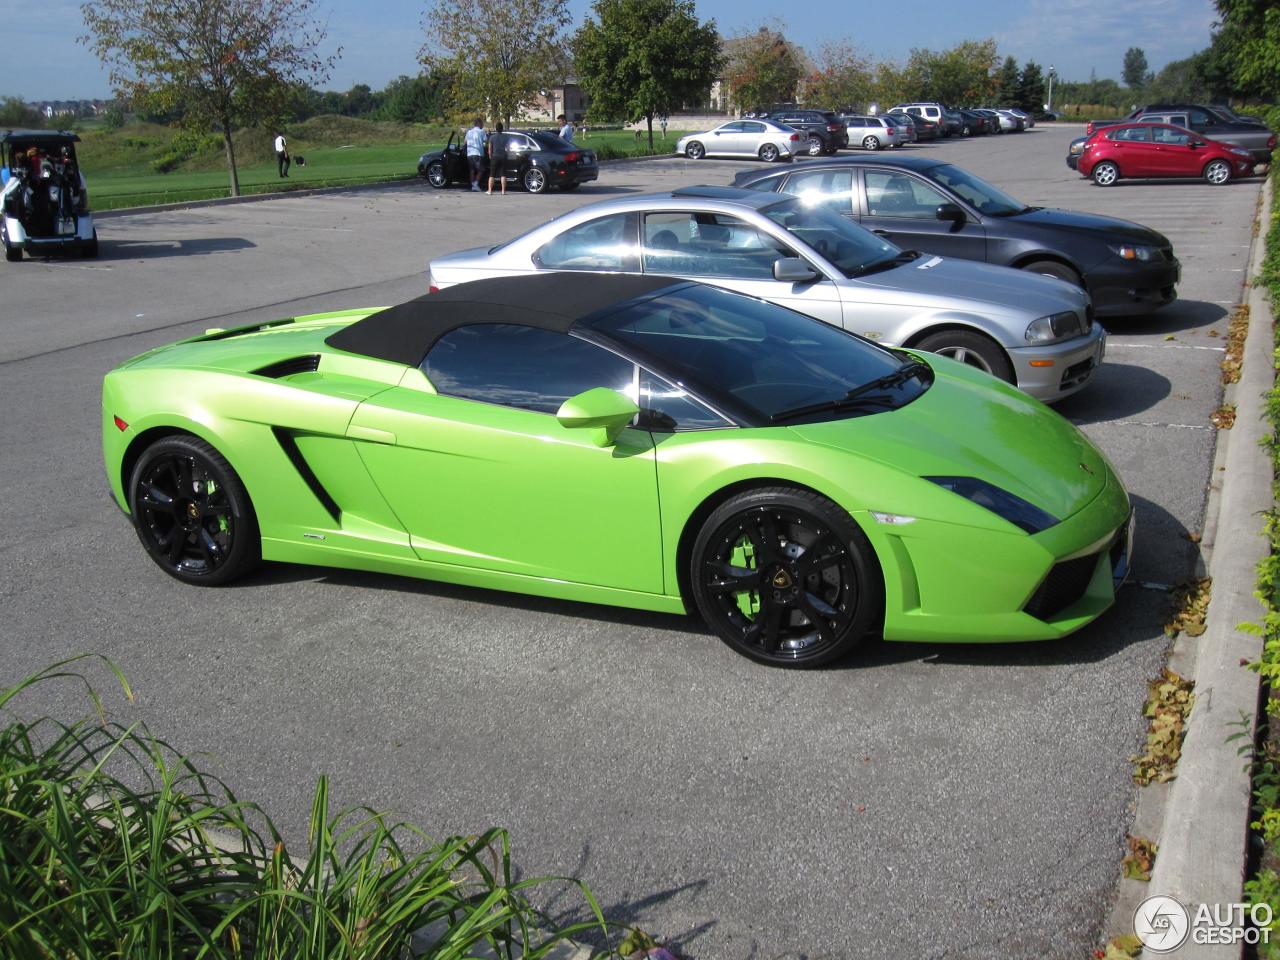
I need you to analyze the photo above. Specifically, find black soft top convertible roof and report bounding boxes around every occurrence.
[2,130,81,145]
[325,272,685,366]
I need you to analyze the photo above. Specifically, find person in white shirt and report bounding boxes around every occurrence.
[274,133,289,178]
[557,114,575,142]
[463,118,487,191]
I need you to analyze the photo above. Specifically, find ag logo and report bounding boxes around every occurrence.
[1134,895,1190,953]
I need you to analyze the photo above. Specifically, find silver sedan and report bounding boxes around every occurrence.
[674,120,801,163]
[427,188,1106,402]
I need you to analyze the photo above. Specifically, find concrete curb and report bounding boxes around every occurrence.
[94,152,679,219]
[1142,177,1274,954]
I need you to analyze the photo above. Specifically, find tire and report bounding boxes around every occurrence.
[690,486,882,668]
[2,225,19,262]
[1022,259,1083,288]
[425,161,448,189]
[807,136,824,157]
[915,329,1015,384]
[1092,161,1119,186]
[962,125,971,136]
[523,166,548,193]
[685,141,705,160]
[83,229,99,259]
[128,435,260,586]
[1204,159,1231,185]
[862,135,881,151]
[559,182,580,192]
[758,143,780,162]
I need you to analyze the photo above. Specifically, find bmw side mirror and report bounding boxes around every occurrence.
[936,202,965,223]
[773,257,819,283]
[556,388,640,446]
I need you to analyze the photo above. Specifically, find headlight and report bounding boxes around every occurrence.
[925,476,1058,534]
[1025,311,1085,344]
[1231,147,1251,157]
[1109,244,1160,261]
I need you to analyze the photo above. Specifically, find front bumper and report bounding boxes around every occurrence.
[1008,322,1107,402]
[1086,255,1180,317]
[1065,154,1080,170]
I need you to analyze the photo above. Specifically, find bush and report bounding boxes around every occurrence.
[0,655,611,959]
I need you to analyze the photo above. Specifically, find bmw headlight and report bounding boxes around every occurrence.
[925,476,1058,534]
[1109,244,1160,261]
[1025,311,1085,344]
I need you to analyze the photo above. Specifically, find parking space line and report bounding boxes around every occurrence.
[1105,342,1226,352]
[1076,419,1213,430]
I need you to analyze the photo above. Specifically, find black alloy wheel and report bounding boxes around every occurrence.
[128,435,259,585]
[691,487,880,668]
[426,161,448,188]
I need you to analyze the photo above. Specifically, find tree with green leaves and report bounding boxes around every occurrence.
[1017,61,1045,113]
[0,97,43,129]
[572,0,720,148]
[804,42,873,111]
[1122,47,1149,89]
[996,56,1020,104]
[902,39,998,105]
[1213,0,1280,100]
[80,0,338,196]
[723,27,805,112]
[422,0,570,126]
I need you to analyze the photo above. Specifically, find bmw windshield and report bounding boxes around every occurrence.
[760,199,906,278]
[589,284,932,424]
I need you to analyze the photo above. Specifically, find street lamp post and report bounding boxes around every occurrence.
[1047,66,1055,113]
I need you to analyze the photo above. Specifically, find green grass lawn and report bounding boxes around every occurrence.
[79,119,692,210]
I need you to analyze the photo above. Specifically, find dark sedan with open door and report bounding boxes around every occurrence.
[418,129,598,193]
[732,154,1180,317]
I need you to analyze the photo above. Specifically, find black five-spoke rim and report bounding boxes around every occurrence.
[135,454,234,576]
[702,507,856,661]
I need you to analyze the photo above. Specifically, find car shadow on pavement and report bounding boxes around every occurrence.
[98,237,257,259]
[1053,361,1170,424]
[1103,298,1229,336]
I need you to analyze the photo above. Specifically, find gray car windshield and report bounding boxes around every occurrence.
[929,164,1027,216]
[589,284,930,422]
[760,199,901,277]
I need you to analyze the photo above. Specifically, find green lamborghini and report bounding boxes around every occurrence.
[102,273,1133,667]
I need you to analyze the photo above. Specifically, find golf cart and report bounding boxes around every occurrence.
[2,130,98,261]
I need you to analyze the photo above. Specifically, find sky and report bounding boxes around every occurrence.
[13,0,1217,102]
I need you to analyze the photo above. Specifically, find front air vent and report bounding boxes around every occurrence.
[1023,553,1098,620]
[252,354,320,379]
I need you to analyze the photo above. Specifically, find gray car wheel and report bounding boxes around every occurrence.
[1092,161,1119,186]
[759,143,780,162]
[862,135,881,151]
[1204,159,1231,185]
[686,141,705,160]
[523,166,548,193]
[426,161,448,188]
[916,330,1014,384]
[807,136,824,157]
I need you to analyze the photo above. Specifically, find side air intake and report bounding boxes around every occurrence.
[252,355,321,379]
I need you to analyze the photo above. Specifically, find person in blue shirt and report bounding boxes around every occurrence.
[463,118,487,192]
[557,114,575,142]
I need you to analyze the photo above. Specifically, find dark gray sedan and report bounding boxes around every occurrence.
[732,155,1180,317]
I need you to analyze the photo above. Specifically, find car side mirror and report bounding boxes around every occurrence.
[556,388,639,446]
[1190,140,1204,148]
[773,257,820,282]
[936,202,965,223]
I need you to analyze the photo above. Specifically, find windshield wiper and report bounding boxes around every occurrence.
[769,360,932,423]
[852,249,921,277]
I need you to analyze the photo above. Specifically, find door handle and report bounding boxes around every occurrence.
[873,229,891,238]
[346,424,397,444]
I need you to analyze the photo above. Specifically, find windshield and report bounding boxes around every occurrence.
[929,164,1026,216]
[589,284,927,422]
[760,198,900,277]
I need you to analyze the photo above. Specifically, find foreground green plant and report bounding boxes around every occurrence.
[0,654,610,958]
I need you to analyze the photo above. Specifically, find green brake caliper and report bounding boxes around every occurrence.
[207,479,229,533]
[731,537,761,619]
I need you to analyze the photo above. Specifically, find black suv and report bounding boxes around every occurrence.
[764,108,848,156]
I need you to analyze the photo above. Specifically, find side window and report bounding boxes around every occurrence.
[907,107,923,117]
[535,213,639,272]
[718,121,745,133]
[638,370,730,432]
[1152,126,1190,145]
[864,171,949,219]
[642,211,794,280]
[1111,126,1152,142]
[422,324,633,414]
[780,168,855,215]
[1187,108,1212,130]
[741,121,766,134]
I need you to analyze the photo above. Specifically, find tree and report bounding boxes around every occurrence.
[1213,0,1280,100]
[804,42,873,112]
[572,0,720,147]
[901,39,998,105]
[1016,60,1045,113]
[80,0,338,197]
[374,73,451,123]
[0,97,43,128]
[1122,47,1149,89]
[421,0,570,126]
[723,26,805,111]
[996,56,1020,103]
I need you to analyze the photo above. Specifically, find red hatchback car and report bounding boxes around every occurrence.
[1078,122,1255,186]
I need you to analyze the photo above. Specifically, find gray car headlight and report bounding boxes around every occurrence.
[1025,311,1085,344]
[1109,243,1160,262]
[925,476,1059,534]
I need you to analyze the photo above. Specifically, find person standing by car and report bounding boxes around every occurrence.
[464,118,487,192]
[558,114,575,142]
[274,132,289,178]
[486,122,509,195]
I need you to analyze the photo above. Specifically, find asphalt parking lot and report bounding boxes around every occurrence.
[0,127,1262,958]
